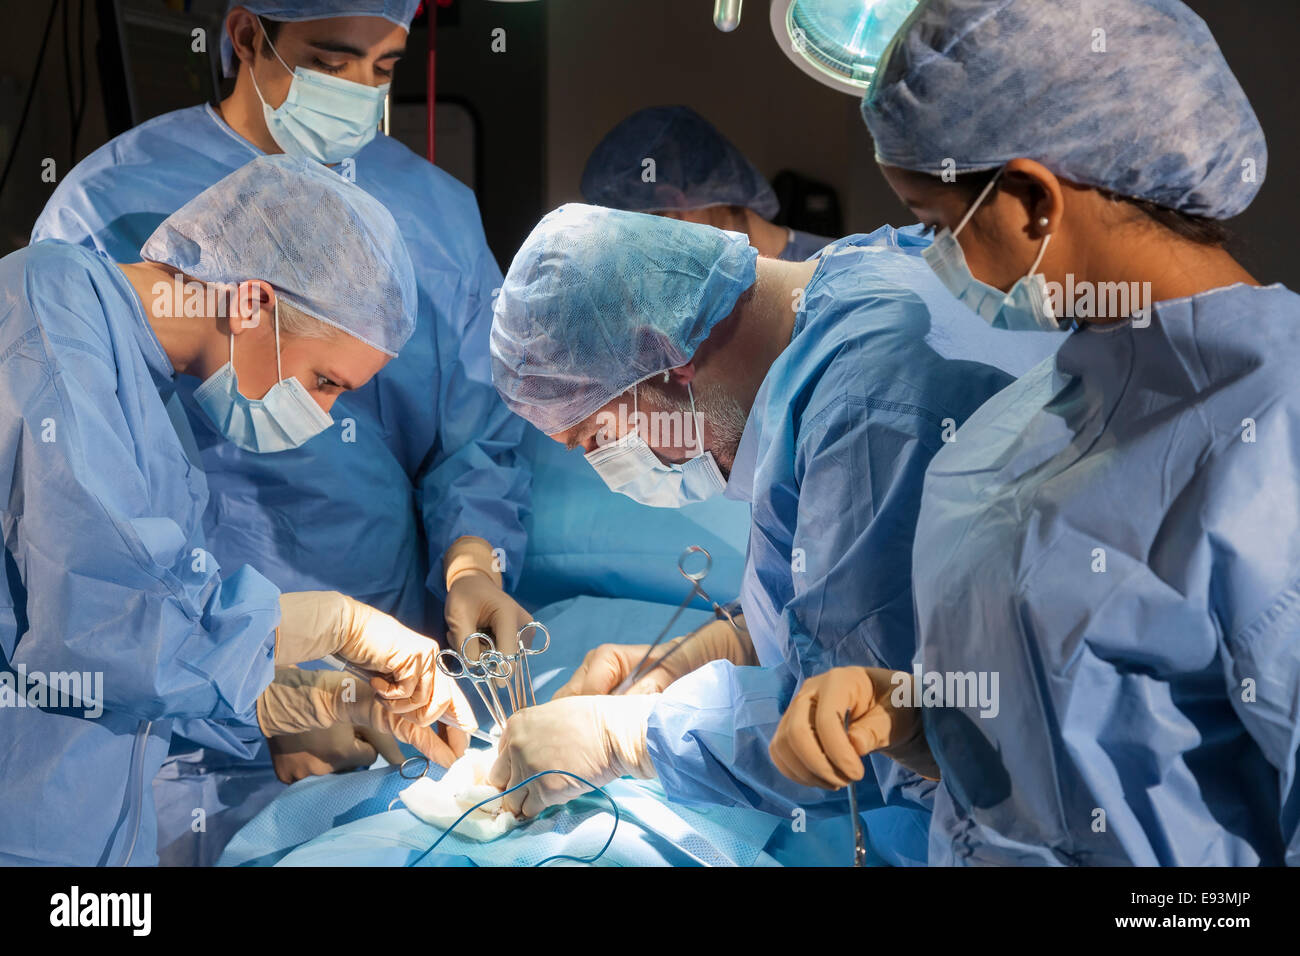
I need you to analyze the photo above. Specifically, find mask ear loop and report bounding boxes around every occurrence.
[247,20,294,110]
[247,62,270,109]
[272,297,284,384]
[1026,232,1052,278]
[230,293,282,386]
[226,283,242,378]
[629,383,639,443]
[258,16,296,76]
[952,167,1004,239]
[1023,231,1054,323]
[686,382,705,456]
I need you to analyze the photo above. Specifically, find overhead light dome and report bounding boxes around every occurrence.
[770,0,919,95]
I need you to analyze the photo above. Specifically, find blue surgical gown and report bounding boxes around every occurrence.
[32,104,530,635]
[645,227,1065,864]
[0,242,280,865]
[779,228,834,262]
[32,105,531,860]
[912,282,1300,866]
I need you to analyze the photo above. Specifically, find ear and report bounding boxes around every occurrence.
[1002,158,1065,239]
[227,7,262,71]
[231,280,277,336]
[667,363,696,386]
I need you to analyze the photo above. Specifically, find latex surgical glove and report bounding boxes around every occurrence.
[442,535,533,652]
[769,667,941,788]
[257,667,474,769]
[552,616,755,699]
[487,695,658,818]
[267,723,405,784]
[274,590,448,725]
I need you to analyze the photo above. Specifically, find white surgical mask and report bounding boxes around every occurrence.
[922,168,1060,332]
[585,382,727,508]
[194,300,334,454]
[248,18,388,165]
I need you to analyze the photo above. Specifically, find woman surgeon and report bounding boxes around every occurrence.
[770,0,1300,866]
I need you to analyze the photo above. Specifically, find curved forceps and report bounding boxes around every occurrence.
[513,621,550,709]
[616,546,718,694]
[437,640,511,733]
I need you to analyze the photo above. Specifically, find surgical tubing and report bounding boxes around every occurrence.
[405,770,620,867]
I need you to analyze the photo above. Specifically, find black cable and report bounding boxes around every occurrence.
[0,1,61,200]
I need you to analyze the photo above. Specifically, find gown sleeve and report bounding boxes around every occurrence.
[647,395,942,817]
[418,243,531,595]
[1,282,278,724]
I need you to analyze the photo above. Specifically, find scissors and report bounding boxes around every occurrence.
[845,711,867,867]
[616,546,744,694]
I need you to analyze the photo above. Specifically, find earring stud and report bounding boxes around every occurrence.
[1038,216,1050,227]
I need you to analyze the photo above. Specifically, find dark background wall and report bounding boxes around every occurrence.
[543,0,1296,285]
[403,0,546,271]
[1181,0,1296,284]
[0,0,550,267]
[1,0,1295,285]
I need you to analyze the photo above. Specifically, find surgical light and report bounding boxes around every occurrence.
[714,0,744,31]
[769,0,919,95]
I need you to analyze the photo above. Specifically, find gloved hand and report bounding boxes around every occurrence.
[274,591,447,725]
[257,667,475,769]
[442,535,533,652]
[552,616,755,698]
[487,695,659,818]
[267,723,405,784]
[769,667,941,787]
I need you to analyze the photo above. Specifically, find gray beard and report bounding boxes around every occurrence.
[696,384,747,477]
[640,380,748,478]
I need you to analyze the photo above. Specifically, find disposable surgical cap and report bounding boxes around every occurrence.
[861,0,1266,219]
[581,106,781,220]
[490,203,758,435]
[221,0,422,76]
[142,154,417,356]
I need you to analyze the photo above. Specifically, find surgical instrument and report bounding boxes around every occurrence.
[324,654,497,746]
[481,649,520,715]
[463,622,550,713]
[513,621,550,709]
[845,711,867,867]
[616,546,744,693]
[462,631,522,717]
[438,637,513,734]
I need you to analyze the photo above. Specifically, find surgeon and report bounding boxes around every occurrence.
[581,106,833,262]
[485,203,1061,864]
[772,0,1300,866]
[32,0,532,852]
[0,154,476,866]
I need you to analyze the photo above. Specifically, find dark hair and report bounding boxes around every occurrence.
[229,16,281,75]
[1097,189,1230,246]
[946,169,1229,247]
[259,16,282,45]
[241,15,280,67]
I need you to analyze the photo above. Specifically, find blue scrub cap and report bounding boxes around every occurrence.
[861,0,1266,219]
[221,1,421,77]
[490,204,759,436]
[141,154,417,357]
[581,106,781,220]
